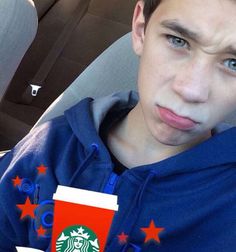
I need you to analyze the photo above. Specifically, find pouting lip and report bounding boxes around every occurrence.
[156,104,200,124]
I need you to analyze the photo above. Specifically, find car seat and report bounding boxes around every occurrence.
[0,0,38,101]
[0,0,38,150]
[33,32,139,128]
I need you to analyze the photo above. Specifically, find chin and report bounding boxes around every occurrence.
[152,122,190,146]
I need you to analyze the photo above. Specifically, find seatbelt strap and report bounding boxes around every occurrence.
[21,0,90,104]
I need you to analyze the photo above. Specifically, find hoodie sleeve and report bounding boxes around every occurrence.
[0,153,51,251]
[0,151,28,251]
[0,121,61,251]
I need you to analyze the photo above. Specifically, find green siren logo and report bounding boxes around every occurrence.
[56,225,100,252]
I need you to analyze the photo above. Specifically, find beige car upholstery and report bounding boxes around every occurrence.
[0,0,38,101]
[33,32,139,127]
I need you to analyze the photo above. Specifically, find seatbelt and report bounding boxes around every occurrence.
[21,0,90,104]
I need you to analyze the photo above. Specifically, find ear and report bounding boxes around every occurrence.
[132,1,146,56]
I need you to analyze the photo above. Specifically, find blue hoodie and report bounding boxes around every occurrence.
[0,91,236,252]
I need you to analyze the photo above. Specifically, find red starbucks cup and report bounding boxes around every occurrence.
[51,185,119,252]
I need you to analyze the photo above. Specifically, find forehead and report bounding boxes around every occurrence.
[149,0,236,49]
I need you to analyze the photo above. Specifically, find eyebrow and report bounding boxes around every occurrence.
[224,45,236,58]
[160,19,201,43]
[160,19,236,57]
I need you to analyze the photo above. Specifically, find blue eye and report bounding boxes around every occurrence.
[223,59,236,72]
[167,35,189,48]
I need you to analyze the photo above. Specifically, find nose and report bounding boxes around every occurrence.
[172,60,210,103]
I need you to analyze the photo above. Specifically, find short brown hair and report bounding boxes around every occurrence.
[143,0,162,24]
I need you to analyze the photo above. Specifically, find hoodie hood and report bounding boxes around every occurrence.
[64,91,138,164]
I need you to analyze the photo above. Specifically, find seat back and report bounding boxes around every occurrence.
[0,0,38,101]
[33,32,139,127]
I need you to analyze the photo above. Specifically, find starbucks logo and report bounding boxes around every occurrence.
[56,225,100,252]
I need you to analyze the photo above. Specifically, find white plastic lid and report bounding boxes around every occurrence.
[16,247,43,252]
[53,185,119,211]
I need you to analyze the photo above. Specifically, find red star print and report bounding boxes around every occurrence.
[37,225,47,237]
[117,232,129,244]
[140,220,165,243]
[37,164,47,175]
[16,197,39,219]
[12,176,22,187]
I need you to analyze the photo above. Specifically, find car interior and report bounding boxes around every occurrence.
[1,0,236,154]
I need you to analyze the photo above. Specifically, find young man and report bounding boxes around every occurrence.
[1,0,236,251]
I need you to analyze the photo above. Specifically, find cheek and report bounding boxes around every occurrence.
[139,51,177,91]
[211,87,236,120]
[138,59,168,94]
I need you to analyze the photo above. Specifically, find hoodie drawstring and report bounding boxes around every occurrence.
[69,143,99,186]
[106,170,156,251]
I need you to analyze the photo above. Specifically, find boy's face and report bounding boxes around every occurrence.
[132,0,236,146]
